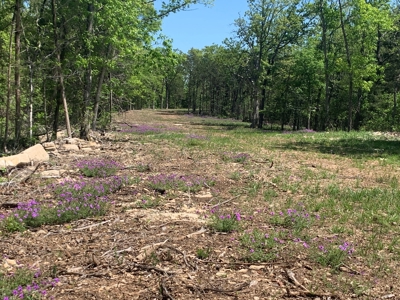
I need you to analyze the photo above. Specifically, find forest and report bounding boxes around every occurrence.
[0,0,399,150]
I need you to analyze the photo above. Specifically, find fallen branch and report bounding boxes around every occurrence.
[160,279,175,300]
[161,245,197,271]
[187,282,249,293]
[285,288,339,299]
[210,195,240,209]
[73,219,111,231]
[266,181,287,192]
[182,227,207,239]
[23,162,48,183]
[102,246,133,257]
[196,259,293,267]
[128,262,175,275]
[285,269,339,298]
[286,269,309,291]
[136,239,169,260]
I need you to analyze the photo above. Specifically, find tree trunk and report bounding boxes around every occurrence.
[29,63,34,139]
[251,85,259,128]
[3,20,14,152]
[338,0,353,131]
[258,78,267,128]
[51,0,72,138]
[319,0,330,130]
[92,65,106,130]
[109,72,113,124]
[80,3,94,140]
[14,0,22,147]
[393,84,398,128]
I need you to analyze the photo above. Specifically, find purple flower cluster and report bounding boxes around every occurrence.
[119,123,161,134]
[12,200,41,223]
[4,278,59,299]
[186,134,208,140]
[222,152,250,163]
[339,241,355,254]
[0,176,127,229]
[208,207,243,232]
[76,157,123,177]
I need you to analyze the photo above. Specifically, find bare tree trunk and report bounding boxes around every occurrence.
[109,73,113,124]
[51,0,72,138]
[14,0,22,147]
[338,0,353,131]
[319,0,331,130]
[251,84,259,128]
[92,65,106,130]
[29,63,33,139]
[80,3,94,140]
[3,20,14,152]
[393,83,398,128]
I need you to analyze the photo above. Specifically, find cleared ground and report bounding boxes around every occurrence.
[1,109,400,299]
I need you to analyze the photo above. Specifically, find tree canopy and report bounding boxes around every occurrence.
[0,0,399,151]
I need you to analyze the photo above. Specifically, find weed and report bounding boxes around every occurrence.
[196,248,212,259]
[76,157,123,177]
[137,196,161,209]
[0,262,59,300]
[222,152,250,163]
[240,228,285,262]
[208,209,242,232]
[136,163,151,172]
[314,241,354,270]
[228,171,241,181]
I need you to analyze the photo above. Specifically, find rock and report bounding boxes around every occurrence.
[87,141,100,148]
[249,265,265,270]
[42,142,56,151]
[41,170,60,178]
[195,193,213,200]
[64,138,77,144]
[21,144,49,163]
[81,147,92,152]
[0,144,49,168]
[237,269,248,273]
[61,144,79,151]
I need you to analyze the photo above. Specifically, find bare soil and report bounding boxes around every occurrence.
[1,109,399,300]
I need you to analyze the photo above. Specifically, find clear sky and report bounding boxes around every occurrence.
[154,0,249,53]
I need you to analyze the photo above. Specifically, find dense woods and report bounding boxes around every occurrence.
[1,0,400,151]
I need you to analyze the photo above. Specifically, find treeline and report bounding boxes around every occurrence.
[162,0,400,132]
[1,0,400,152]
[0,0,210,151]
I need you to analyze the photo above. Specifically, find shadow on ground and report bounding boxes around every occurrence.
[273,137,400,159]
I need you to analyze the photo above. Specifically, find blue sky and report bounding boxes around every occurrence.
[154,0,249,53]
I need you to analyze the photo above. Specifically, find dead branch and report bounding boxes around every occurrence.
[73,219,111,231]
[136,239,169,260]
[161,245,197,271]
[210,195,240,209]
[285,288,340,298]
[285,269,340,298]
[187,282,249,293]
[160,279,175,300]
[128,262,175,275]
[181,227,207,239]
[286,269,309,291]
[23,162,48,183]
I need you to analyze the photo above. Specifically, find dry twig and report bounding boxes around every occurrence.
[161,245,197,271]
[160,279,175,300]
[128,262,175,275]
[187,282,249,294]
[210,195,240,209]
